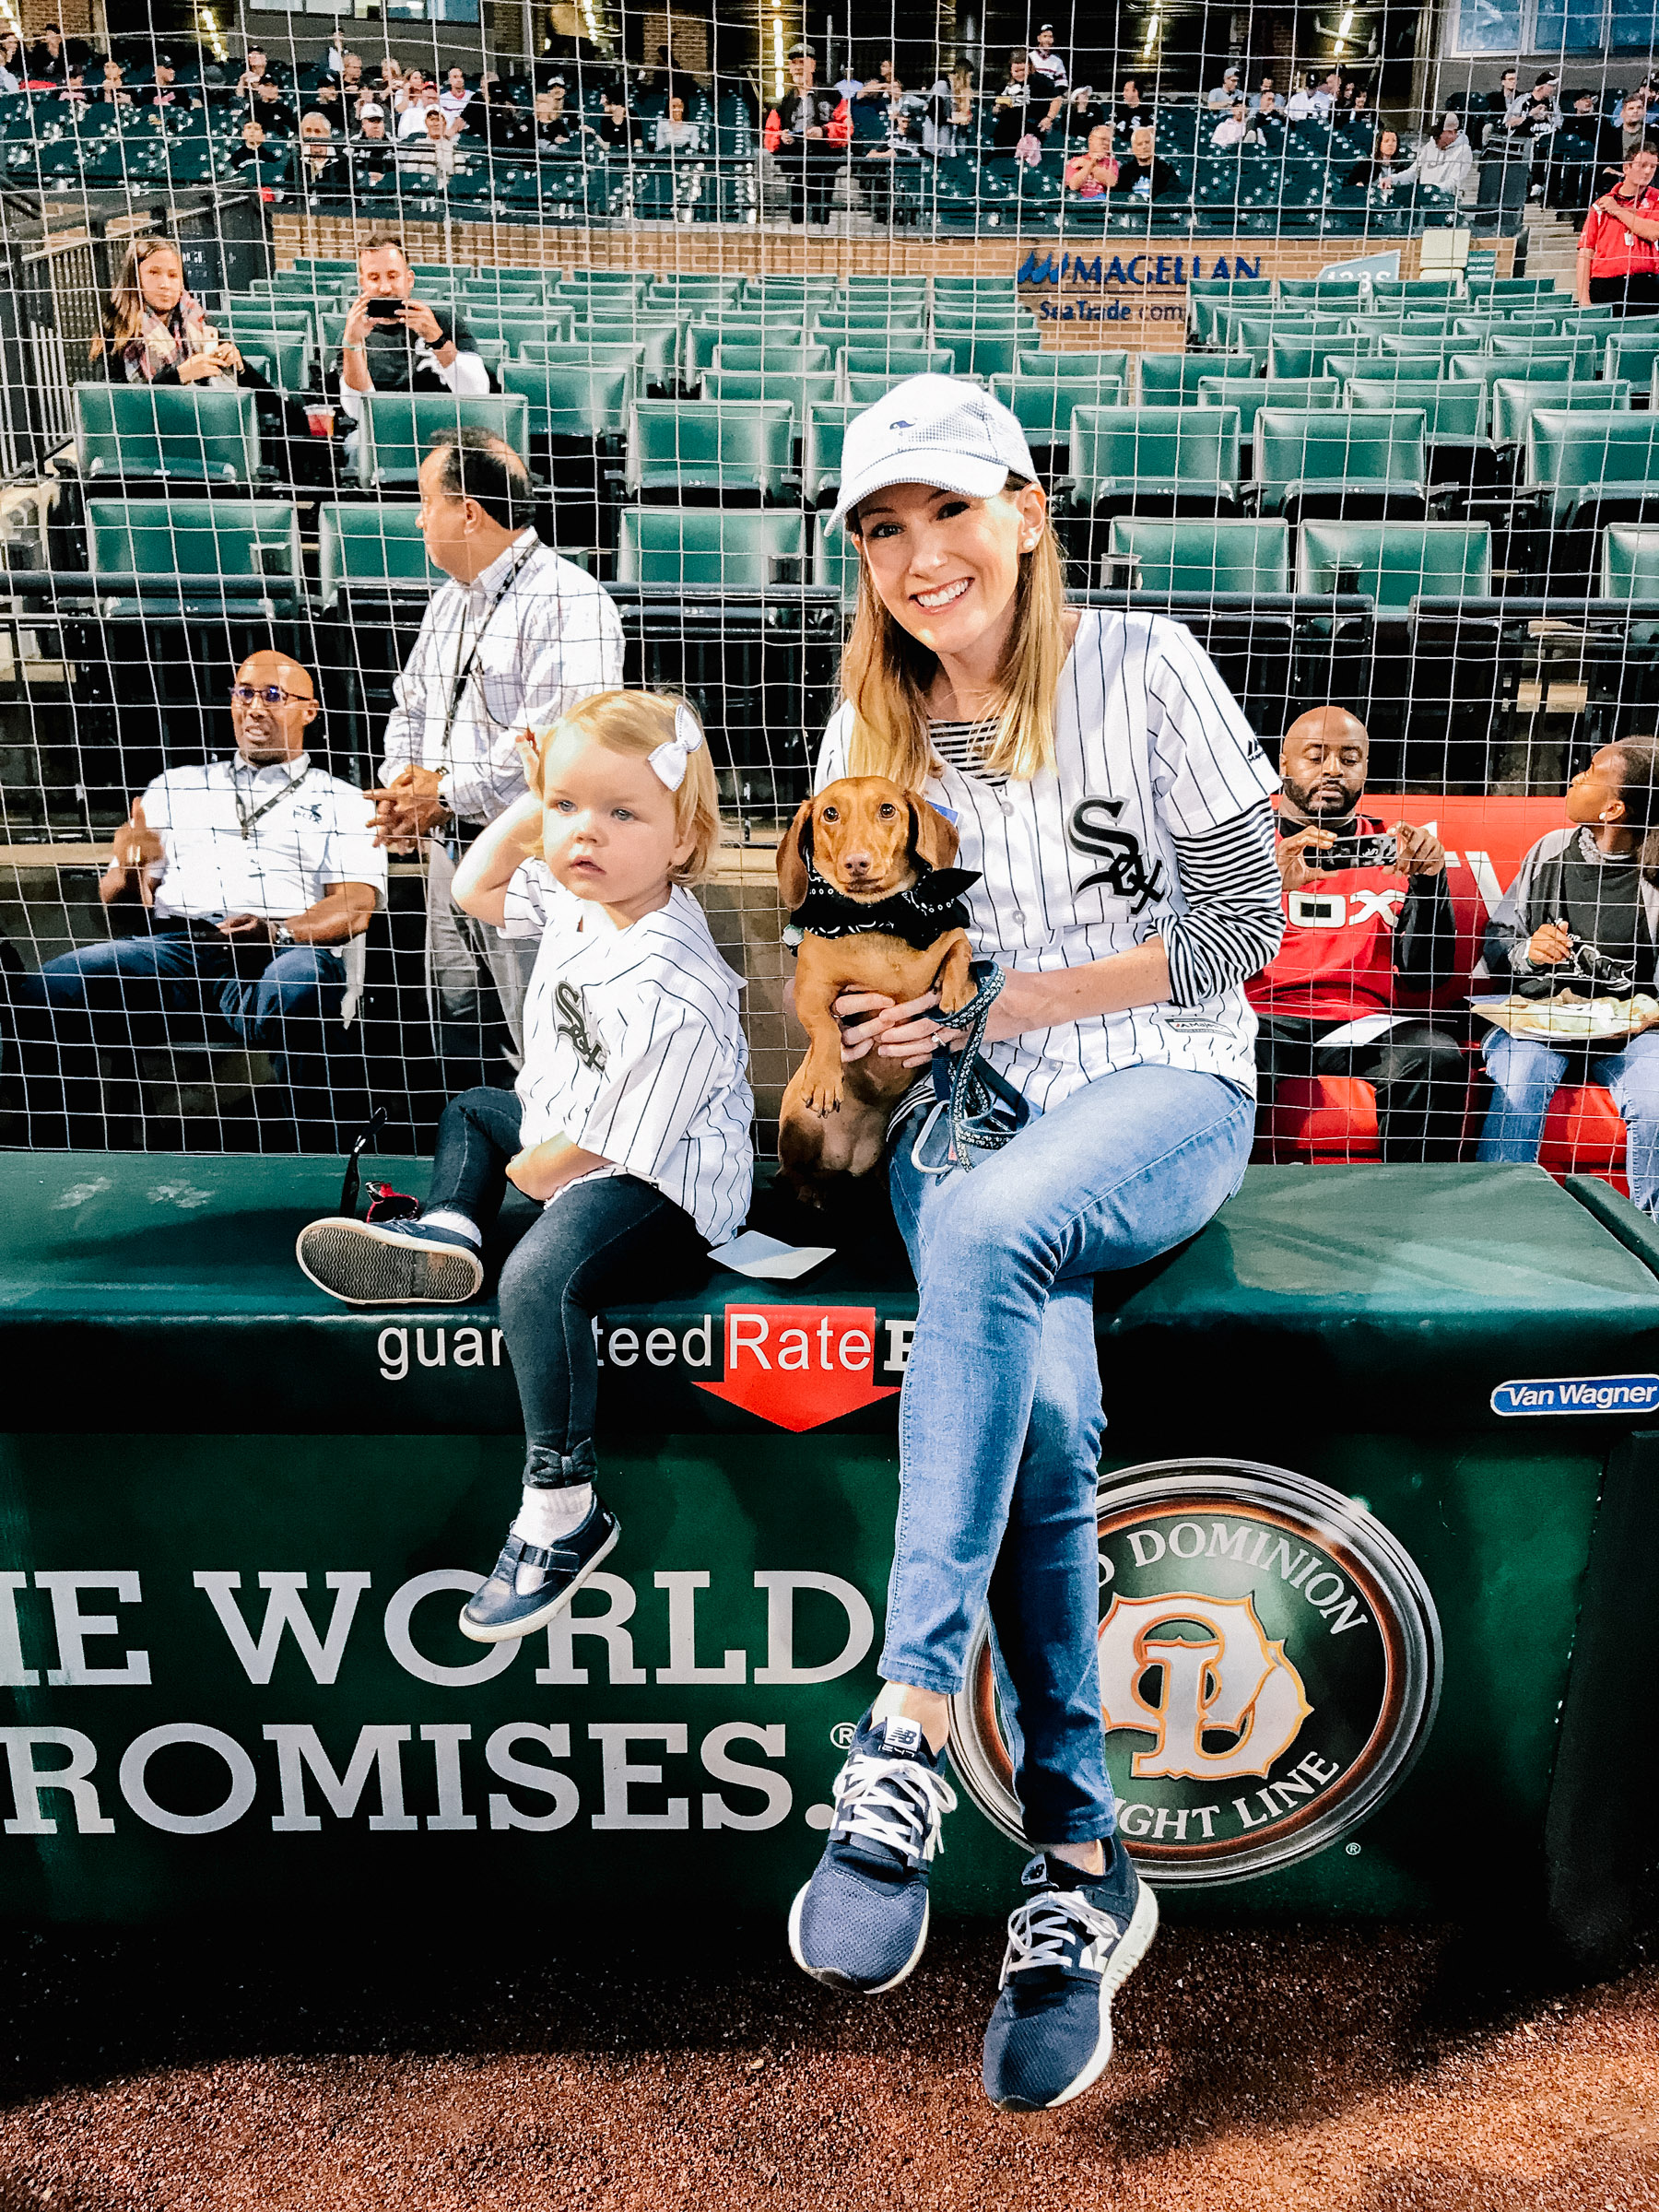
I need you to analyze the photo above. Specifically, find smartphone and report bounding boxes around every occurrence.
[364,296,405,323]
[1303,831,1398,872]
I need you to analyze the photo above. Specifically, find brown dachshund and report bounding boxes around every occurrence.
[777,775,979,1205]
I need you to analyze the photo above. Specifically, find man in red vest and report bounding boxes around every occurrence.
[1248,704,1470,1158]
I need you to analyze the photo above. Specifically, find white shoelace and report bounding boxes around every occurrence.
[1000,1887,1123,1984]
[830,1751,959,1867]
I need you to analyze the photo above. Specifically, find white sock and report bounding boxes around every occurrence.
[421,1208,482,1246]
[512,1484,594,1547]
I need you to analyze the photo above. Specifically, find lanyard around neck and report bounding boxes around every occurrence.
[441,538,540,765]
[234,759,312,841]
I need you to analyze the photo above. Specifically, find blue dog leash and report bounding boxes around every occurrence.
[904,960,1031,1174]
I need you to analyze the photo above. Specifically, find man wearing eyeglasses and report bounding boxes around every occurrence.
[4,651,386,1148]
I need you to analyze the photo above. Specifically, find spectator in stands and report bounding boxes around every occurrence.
[371,54,406,97]
[533,88,578,150]
[1312,69,1341,119]
[350,106,396,188]
[289,112,348,196]
[249,78,298,137]
[1249,73,1277,112]
[137,55,187,111]
[369,429,624,1080]
[594,89,643,153]
[397,76,446,138]
[238,47,287,89]
[401,105,465,184]
[1029,25,1068,96]
[229,120,288,183]
[4,651,385,1150]
[1549,89,1624,210]
[1483,66,1520,125]
[1396,112,1474,197]
[1116,76,1150,129]
[653,93,700,153]
[1059,85,1107,144]
[1255,88,1287,135]
[764,46,851,228]
[1206,65,1241,112]
[54,63,88,108]
[312,75,345,123]
[337,236,488,441]
[1477,741,1659,1216]
[96,60,132,110]
[1345,127,1409,195]
[923,65,976,157]
[1064,124,1117,198]
[26,24,88,84]
[1619,91,1652,165]
[1249,706,1466,1161]
[339,52,366,94]
[1110,123,1181,201]
[440,65,473,123]
[833,58,865,103]
[1577,143,1659,311]
[89,237,245,386]
[0,33,19,95]
[855,80,922,218]
[993,51,1062,147]
[1211,99,1260,151]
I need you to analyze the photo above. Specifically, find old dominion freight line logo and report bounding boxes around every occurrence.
[947,1460,1441,1884]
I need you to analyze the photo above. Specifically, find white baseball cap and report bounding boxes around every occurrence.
[828,374,1037,535]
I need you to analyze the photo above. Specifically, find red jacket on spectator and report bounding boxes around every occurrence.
[1580,184,1659,281]
[763,90,851,151]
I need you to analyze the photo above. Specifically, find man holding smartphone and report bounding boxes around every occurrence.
[1247,703,1472,1160]
[336,233,489,443]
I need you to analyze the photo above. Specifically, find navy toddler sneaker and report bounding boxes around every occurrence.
[788,1711,958,1994]
[458,1496,619,1643]
[296,1216,484,1306]
[981,1844,1159,2112]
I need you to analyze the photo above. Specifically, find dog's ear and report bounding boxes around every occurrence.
[907,794,959,871]
[776,795,816,911]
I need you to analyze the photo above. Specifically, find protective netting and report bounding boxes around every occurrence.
[1,6,1657,1180]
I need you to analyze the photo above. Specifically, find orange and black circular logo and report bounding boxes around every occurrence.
[947,1459,1441,1884]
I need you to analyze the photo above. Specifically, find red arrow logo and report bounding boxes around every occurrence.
[694,1304,900,1433]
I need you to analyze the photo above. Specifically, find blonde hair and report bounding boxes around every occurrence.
[840,477,1068,787]
[91,236,182,360]
[526,688,723,886]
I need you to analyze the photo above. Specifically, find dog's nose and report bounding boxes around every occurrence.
[842,851,873,877]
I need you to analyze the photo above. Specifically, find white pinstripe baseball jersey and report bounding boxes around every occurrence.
[816,609,1282,1110]
[499,861,754,1243]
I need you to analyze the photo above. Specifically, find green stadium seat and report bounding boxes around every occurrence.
[462,309,579,353]
[74,384,263,485]
[1103,516,1291,594]
[1203,376,1337,441]
[990,374,1123,455]
[1014,347,1132,391]
[580,315,688,389]
[1330,355,1450,386]
[708,342,832,377]
[1490,379,1630,449]
[1253,407,1429,520]
[218,304,316,343]
[1270,335,1375,382]
[801,403,858,505]
[644,277,745,312]
[1368,276,1465,308]
[931,331,1019,380]
[1466,276,1569,307]
[615,507,808,586]
[700,370,839,427]
[1375,335,1465,367]
[353,393,532,488]
[1186,276,1274,345]
[288,257,356,277]
[813,311,930,342]
[1446,351,1579,388]
[1138,355,1260,406]
[518,338,649,391]
[838,345,957,384]
[1606,332,1659,394]
[318,502,442,607]
[812,527,861,608]
[1346,379,1486,441]
[1602,524,1659,598]
[741,276,845,310]
[1486,334,1601,379]
[1065,406,1242,516]
[1527,411,1659,529]
[1295,520,1491,606]
[1276,277,1367,307]
[500,359,634,441]
[86,498,301,590]
[625,399,794,499]
[232,334,312,397]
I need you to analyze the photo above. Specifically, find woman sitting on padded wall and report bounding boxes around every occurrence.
[784,376,1284,2112]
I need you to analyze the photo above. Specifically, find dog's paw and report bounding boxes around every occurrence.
[798,1057,844,1115]
[936,977,978,1018]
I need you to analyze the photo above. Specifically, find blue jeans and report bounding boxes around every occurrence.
[887,1061,1255,1844]
[1477,1025,1659,1217]
[6,929,349,1140]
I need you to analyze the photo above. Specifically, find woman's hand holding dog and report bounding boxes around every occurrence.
[836,963,1139,1063]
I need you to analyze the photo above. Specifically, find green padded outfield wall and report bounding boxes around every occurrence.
[3,1155,1659,1954]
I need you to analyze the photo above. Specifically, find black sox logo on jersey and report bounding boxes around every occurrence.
[1067,796,1167,915]
[554,981,608,1071]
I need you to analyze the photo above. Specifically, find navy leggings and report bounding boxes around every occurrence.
[429,1086,706,1469]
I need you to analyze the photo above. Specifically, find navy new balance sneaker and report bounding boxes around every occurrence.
[981,1845,1159,2112]
[787,1711,958,1994]
[458,1496,619,1643]
[296,1216,484,1306]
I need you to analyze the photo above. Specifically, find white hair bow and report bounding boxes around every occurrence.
[648,702,705,792]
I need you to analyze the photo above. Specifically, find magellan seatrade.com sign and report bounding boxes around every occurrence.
[949,1460,1442,1884]
[1017,247,1263,326]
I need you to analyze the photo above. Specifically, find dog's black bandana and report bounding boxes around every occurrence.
[786,859,982,951]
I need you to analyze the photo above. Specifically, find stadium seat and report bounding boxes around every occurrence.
[837,344,956,384]
[1486,334,1601,379]
[1446,350,1579,389]
[930,330,1019,380]
[1138,355,1260,406]
[1014,347,1132,392]
[1253,407,1430,521]
[614,507,807,586]
[1369,276,1465,307]
[990,374,1123,457]
[812,528,860,608]
[1527,411,1659,530]
[645,276,745,312]
[812,311,929,343]
[700,370,839,426]
[1103,516,1291,594]
[500,360,634,441]
[625,400,794,499]
[1202,375,1337,441]
[462,309,579,353]
[1490,378,1630,450]
[1539,1086,1629,1194]
[353,393,531,488]
[683,318,812,381]
[800,403,858,506]
[1294,520,1492,606]
[317,502,441,607]
[231,334,312,397]
[1605,332,1659,395]
[1270,335,1375,381]
[581,315,688,390]
[1065,406,1242,517]
[74,385,263,485]
[85,498,302,589]
[1602,524,1659,599]
[518,338,649,392]
[1345,378,1486,441]
[1186,275,1274,345]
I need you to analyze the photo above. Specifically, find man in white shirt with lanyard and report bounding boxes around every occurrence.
[5,652,386,1147]
[368,428,625,1082]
